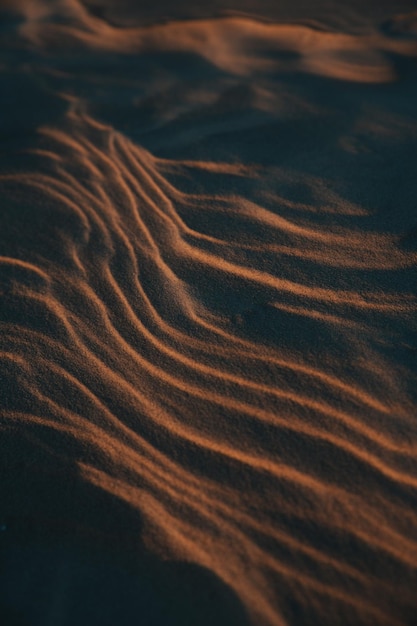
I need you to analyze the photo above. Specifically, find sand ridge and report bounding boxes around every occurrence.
[1,1,417,625]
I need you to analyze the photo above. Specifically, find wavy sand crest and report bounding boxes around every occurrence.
[1,2,417,625]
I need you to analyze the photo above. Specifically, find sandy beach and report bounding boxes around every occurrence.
[1,1,417,624]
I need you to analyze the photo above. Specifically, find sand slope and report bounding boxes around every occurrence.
[1,1,417,625]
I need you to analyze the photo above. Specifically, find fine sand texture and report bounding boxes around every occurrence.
[1,1,417,625]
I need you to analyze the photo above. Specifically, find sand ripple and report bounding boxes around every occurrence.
[1,2,417,625]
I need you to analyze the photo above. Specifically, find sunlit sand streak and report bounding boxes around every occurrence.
[4,333,414,548]
[129,494,407,626]
[33,127,416,327]
[4,280,416,540]
[1,277,377,438]
[2,159,415,512]
[140,446,417,586]
[78,460,417,626]
[173,204,414,270]
[0,5,416,625]
[6,107,417,596]
[4,346,416,564]
[130,452,417,580]
[179,195,389,248]
[5,391,417,578]
[120,140,362,249]
[115,135,415,310]
[60,264,417,465]
[4,128,416,448]
[22,7,417,80]
[2,359,416,626]
[12,138,410,424]
[0,257,51,284]
[4,285,417,503]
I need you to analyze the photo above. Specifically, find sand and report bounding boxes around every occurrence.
[1,1,417,624]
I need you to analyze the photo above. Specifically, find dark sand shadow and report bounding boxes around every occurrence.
[0,485,251,626]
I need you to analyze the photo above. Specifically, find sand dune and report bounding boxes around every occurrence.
[1,1,417,625]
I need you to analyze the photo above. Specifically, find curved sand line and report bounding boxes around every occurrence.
[1,2,417,625]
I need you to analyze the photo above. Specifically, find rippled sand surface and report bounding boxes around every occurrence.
[1,1,417,624]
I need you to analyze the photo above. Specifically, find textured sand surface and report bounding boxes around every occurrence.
[1,1,417,625]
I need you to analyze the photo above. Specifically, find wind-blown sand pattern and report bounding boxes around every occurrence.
[1,1,417,624]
